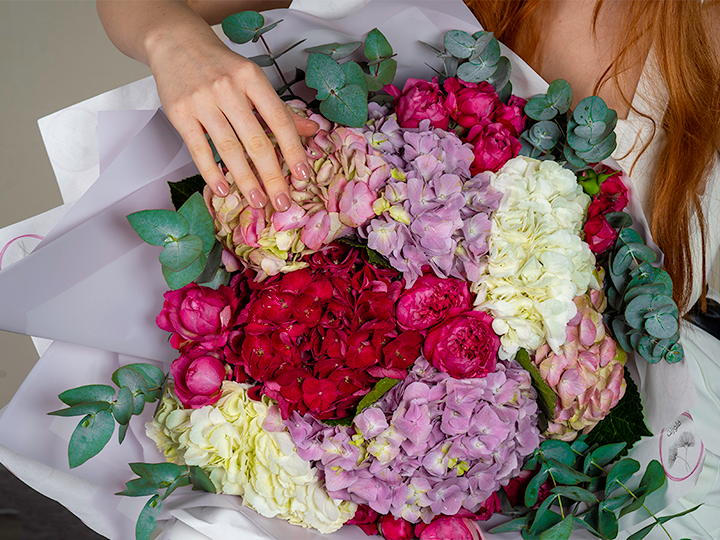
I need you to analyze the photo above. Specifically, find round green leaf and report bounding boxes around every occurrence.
[589,109,618,145]
[606,211,633,229]
[247,54,274,67]
[546,79,573,114]
[563,143,587,168]
[618,227,643,246]
[624,283,668,303]
[342,61,368,94]
[664,341,684,363]
[364,28,393,61]
[189,466,217,493]
[179,192,217,254]
[68,410,115,468]
[574,96,608,126]
[575,132,617,162]
[637,334,662,363]
[49,401,112,417]
[469,37,500,66]
[113,386,133,425]
[162,251,207,290]
[599,508,619,539]
[626,262,657,290]
[613,242,658,276]
[645,306,679,339]
[530,121,561,151]
[306,53,345,101]
[127,210,189,246]
[443,29,476,59]
[59,384,115,406]
[133,392,146,416]
[567,130,594,152]
[540,439,575,466]
[159,234,204,272]
[369,58,397,87]
[653,268,674,294]
[124,363,166,393]
[575,120,607,139]
[457,60,496,83]
[113,366,150,396]
[319,84,368,127]
[222,11,264,44]
[486,55,511,92]
[525,96,557,121]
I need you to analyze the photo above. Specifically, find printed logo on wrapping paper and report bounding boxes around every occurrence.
[659,412,704,481]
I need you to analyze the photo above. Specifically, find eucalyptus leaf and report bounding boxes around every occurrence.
[546,79,572,114]
[319,84,368,127]
[48,401,112,417]
[133,392,146,416]
[195,241,225,286]
[539,515,573,540]
[539,439,575,466]
[442,55,460,78]
[68,410,115,468]
[116,477,160,498]
[222,11,264,44]
[626,294,674,329]
[525,464,549,507]
[619,492,648,518]
[162,252,207,290]
[136,495,163,540]
[602,493,634,512]
[305,41,363,61]
[626,522,657,540]
[607,284,622,311]
[605,458,641,497]
[612,243,658,275]
[113,366,150,396]
[574,120,607,139]
[253,19,282,41]
[644,304,680,339]
[306,53,345,101]
[159,234,204,272]
[487,56,511,92]
[113,386,133,425]
[443,29,476,59]
[547,459,591,485]
[515,349,557,420]
[189,466,217,493]
[574,96,608,126]
[457,60,496,83]
[469,37,500,67]
[598,508,619,539]
[530,121,561,151]
[271,38,306,61]
[637,335,661,363]
[575,132,617,163]
[247,54,274,67]
[612,317,632,352]
[127,210,189,246]
[566,130,594,153]
[489,515,531,533]
[626,263,657,291]
[606,211,633,229]
[470,31,494,58]
[125,363,165,395]
[498,80,513,104]
[563,143,587,168]
[549,486,597,505]
[118,422,129,445]
[525,96,557,121]
[624,283,668,303]
[129,462,183,485]
[588,109,618,145]
[664,341,684,364]
[163,475,191,499]
[583,442,627,474]
[528,497,563,536]
[364,28,393,61]
[168,174,205,211]
[59,385,115,406]
[369,58,397,88]
[342,61,368,94]
[178,192,215,254]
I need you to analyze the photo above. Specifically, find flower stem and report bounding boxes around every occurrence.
[260,35,290,88]
[616,480,674,539]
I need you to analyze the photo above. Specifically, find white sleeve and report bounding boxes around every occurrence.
[289,0,370,19]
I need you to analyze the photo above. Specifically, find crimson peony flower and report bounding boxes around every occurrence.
[467,119,522,174]
[348,505,380,536]
[443,78,500,129]
[396,273,472,333]
[378,515,414,540]
[385,78,450,130]
[424,311,500,378]
[170,348,227,408]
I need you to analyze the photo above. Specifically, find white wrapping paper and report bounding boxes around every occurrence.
[0,2,706,539]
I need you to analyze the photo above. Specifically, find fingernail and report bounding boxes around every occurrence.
[249,189,266,208]
[216,182,230,196]
[275,192,291,212]
[295,162,311,181]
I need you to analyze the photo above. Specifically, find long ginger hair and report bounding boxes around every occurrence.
[466,0,720,314]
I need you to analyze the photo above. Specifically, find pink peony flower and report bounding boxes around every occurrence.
[378,514,414,540]
[170,348,227,408]
[494,95,528,135]
[156,283,239,350]
[467,120,521,174]
[415,515,489,540]
[424,311,500,379]
[386,78,450,130]
[443,78,500,129]
[396,274,473,333]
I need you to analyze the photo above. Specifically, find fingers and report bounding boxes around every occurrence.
[184,123,230,197]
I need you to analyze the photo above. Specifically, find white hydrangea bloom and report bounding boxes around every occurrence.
[146,381,356,533]
[472,156,594,358]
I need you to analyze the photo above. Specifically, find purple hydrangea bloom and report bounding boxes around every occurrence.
[283,356,540,523]
[359,112,501,288]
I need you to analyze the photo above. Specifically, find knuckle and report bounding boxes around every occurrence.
[217,137,239,154]
[268,108,294,129]
[245,134,272,155]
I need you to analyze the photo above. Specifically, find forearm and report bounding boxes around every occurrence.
[96,0,291,66]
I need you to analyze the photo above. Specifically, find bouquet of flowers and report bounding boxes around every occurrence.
[1,4,703,540]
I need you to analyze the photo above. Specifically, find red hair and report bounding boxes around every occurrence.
[466,0,720,313]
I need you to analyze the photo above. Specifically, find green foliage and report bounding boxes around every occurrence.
[490,432,696,539]
[336,235,394,269]
[319,84,369,128]
[584,371,652,452]
[247,38,306,69]
[49,364,166,468]
[222,11,283,45]
[168,174,205,210]
[601,212,685,364]
[305,41,362,60]
[364,28,393,61]
[355,377,400,415]
[128,192,217,290]
[117,462,216,540]
[515,349,558,422]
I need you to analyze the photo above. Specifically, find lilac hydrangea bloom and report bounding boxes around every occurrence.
[283,357,540,523]
[360,107,502,287]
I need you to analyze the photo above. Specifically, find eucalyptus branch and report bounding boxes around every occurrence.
[260,35,290,88]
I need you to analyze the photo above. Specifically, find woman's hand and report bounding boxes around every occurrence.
[98,0,317,210]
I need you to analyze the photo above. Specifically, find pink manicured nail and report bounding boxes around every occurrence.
[275,192,291,212]
[249,189,266,208]
[295,162,311,181]
[216,182,230,196]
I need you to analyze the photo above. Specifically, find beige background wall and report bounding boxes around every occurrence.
[0,0,150,408]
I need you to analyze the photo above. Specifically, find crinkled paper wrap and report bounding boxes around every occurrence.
[0,1,703,539]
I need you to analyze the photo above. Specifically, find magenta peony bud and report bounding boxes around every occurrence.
[387,77,450,130]
[396,274,472,334]
[378,514,414,540]
[416,515,488,540]
[170,348,227,408]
